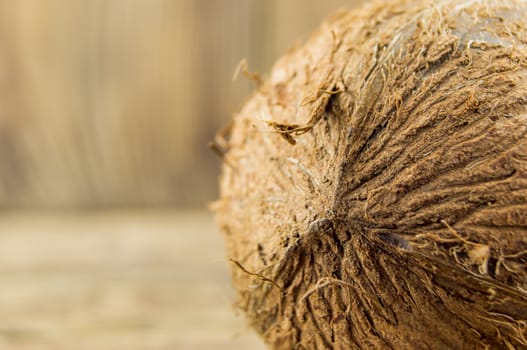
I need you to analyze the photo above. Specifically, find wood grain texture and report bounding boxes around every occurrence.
[0,0,361,208]
[0,210,264,350]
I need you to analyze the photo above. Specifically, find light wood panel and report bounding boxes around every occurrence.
[0,210,266,349]
[0,0,362,208]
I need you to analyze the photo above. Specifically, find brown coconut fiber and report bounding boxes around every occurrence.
[214,0,527,348]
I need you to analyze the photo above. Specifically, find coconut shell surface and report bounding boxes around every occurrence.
[214,0,527,348]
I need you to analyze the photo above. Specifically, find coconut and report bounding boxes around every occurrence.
[214,0,527,348]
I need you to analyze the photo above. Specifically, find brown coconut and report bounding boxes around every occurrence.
[214,0,527,348]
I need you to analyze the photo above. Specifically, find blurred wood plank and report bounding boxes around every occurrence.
[249,0,360,71]
[0,210,265,350]
[0,0,362,208]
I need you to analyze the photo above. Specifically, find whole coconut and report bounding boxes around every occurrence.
[215,0,527,348]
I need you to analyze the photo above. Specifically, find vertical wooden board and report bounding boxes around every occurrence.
[0,0,364,208]
[1,0,208,206]
[0,1,32,206]
[249,0,363,71]
[176,0,255,204]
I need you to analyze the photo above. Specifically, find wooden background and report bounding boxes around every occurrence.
[0,210,268,350]
[0,0,362,208]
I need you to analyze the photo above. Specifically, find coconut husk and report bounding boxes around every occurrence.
[214,0,527,348]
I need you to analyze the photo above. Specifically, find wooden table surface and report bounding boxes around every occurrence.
[0,210,265,350]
